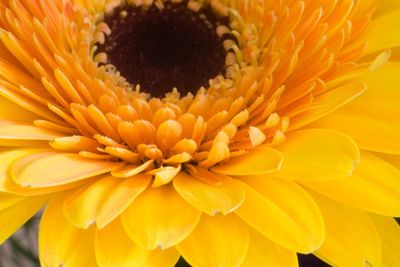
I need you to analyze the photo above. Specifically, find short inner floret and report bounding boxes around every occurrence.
[98,2,231,97]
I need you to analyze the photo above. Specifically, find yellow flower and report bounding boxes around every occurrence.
[0,0,400,266]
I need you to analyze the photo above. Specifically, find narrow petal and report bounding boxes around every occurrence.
[369,214,400,267]
[0,195,48,244]
[96,174,151,228]
[11,152,125,187]
[121,185,201,249]
[303,151,400,216]
[364,10,400,55]
[211,145,283,176]
[235,179,323,253]
[95,218,180,267]
[0,121,63,140]
[268,129,360,181]
[39,194,97,267]
[173,171,245,216]
[241,228,298,267]
[309,192,381,267]
[177,214,249,267]
[311,64,400,155]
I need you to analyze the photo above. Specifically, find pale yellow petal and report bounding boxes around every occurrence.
[241,228,298,267]
[121,185,201,249]
[0,148,95,196]
[173,171,245,216]
[0,195,48,244]
[268,129,360,181]
[39,194,97,267]
[0,121,63,140]
[235,179,323,253]
[303,151,400,216]
[309,192,381,267]
[369,214,400,267]
[177,214,249,267]
[311,64,400,155]
[11,152,125,187]
[211,145,283,176]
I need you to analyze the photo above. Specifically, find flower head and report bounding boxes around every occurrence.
[0,0,400,266]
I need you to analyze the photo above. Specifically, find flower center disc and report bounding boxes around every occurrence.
[99,2,230,97]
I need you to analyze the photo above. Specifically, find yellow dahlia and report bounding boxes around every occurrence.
[0,0,400,266]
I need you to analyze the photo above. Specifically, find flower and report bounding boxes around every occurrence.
[0,0,400,266]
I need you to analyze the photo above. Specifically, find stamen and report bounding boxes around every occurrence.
[98,1,234,97]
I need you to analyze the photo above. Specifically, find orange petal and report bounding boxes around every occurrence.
[121,185,201,249]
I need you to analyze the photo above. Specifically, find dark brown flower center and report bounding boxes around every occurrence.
[98,2,231,97]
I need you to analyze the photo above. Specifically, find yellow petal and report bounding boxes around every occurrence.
[95,218,180,267]
[39,194,97,267]
[0,192,24,210]
[288,82,366,130]
[0,148,96,196]
[374,1,400,17]
[173,171,245,216]
[369,214,400,267]
[235,179,323,253]
[11,152,125,187]
[311,64,400,155]
[121,185,201,249]
[96,174,151,228]
[364,10,400,55]
[303,151,400,216]
[309,192,381,267]
[0,121,63,140]
[177,214,249,267]
[211,145,283,176]
[95,218,151,267]
[269,129,360,181]
[63,176,121,229]
[0,96,37,122]
[0,195,48,244]
[241,228,299,267]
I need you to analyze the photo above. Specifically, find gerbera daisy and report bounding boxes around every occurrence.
[0,0,399,266]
